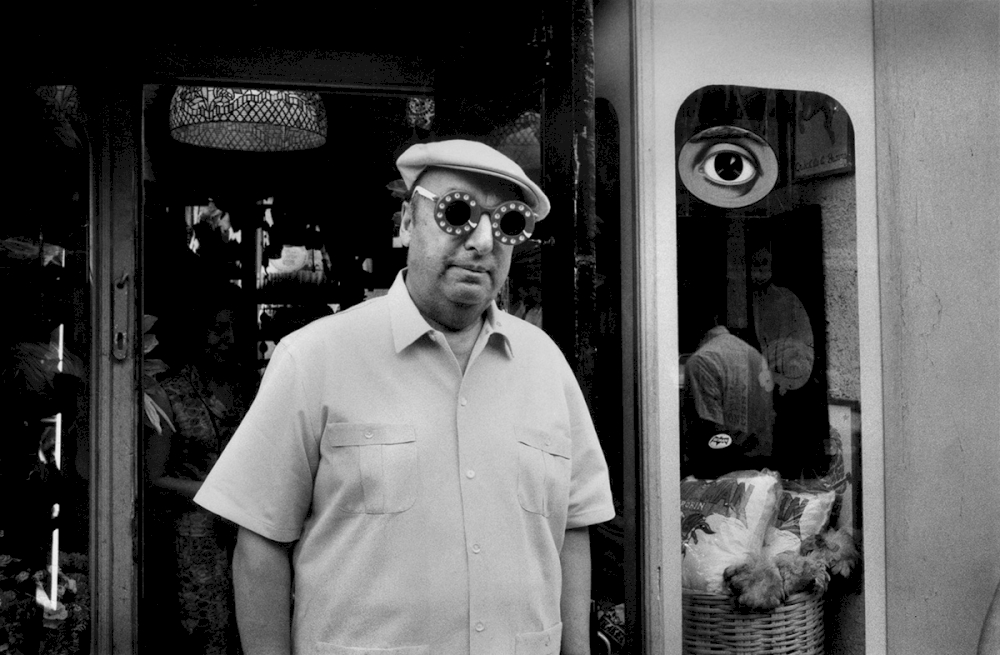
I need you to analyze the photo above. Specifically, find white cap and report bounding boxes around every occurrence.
[396,139,551,220]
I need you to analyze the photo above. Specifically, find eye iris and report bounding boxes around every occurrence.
[499,211,526,236]
[444,201,471,226]
[714,152,744,181]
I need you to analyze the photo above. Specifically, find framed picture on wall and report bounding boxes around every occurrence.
[792,91,854,180]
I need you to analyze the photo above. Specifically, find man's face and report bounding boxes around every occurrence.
[399,168,519,330]
[751,247,773,286]
[203,308,236,366]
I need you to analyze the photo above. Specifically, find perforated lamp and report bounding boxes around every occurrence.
[169,86,327,152]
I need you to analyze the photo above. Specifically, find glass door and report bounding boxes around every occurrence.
[141,82,440,654]
[137,64,626,655]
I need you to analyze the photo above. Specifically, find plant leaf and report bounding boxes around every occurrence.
[143,393,162,434]
[386,179,408,199]
[142,315,158,334]
[143,392,175,434]
[144,358,169,376]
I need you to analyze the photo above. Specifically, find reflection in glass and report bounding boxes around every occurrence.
[2,85,92,654]
[141,84,420,654]
[676,85,863,653]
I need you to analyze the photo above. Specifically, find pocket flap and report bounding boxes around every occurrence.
[327,423,416,447]
[515,425,571,459]
[515,622,562,654]
[316,644,429,655]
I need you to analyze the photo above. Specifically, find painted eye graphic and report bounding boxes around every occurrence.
[698,144,759,186]
[678,125,778,208]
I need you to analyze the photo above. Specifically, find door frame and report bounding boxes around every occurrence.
[90,85,142,655]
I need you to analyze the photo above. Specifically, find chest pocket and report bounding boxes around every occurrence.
[516,426,572,517]
[324,423,419,514]
[515,622,562,655]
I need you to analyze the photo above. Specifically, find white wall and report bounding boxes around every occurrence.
[873,1,1000,653]
[631,0,884,652]
[605,0,999,652]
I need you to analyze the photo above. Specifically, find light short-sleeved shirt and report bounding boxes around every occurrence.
[195,271,615,655]
[682,326,774,459]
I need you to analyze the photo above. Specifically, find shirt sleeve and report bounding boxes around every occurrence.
[685,353,725,425]
[560,360,617,529]
[194,342,321,543]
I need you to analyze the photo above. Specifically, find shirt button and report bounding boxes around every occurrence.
[466,469,476,479]
[459,396,468,406]
[364,430,374,439]
[475,622,485,632]
[472,543,482,554]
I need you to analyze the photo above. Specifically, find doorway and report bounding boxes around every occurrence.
[136,9,635,649]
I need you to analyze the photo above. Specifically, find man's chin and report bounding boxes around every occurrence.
[444,275,496,305]
[445,285,492,308]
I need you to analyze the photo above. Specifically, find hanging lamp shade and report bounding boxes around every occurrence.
[169,86,327,151]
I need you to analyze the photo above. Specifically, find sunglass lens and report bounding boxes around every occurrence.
[444,200,472,227]
[498,210,528,237]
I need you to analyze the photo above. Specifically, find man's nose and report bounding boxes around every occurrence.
[464,211,495,253]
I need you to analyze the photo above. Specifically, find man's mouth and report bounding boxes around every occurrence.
[451,263,490,275]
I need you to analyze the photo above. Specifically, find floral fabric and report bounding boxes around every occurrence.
[157,364,247,655]
[161,365,246,481]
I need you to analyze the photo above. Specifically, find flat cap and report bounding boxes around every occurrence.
[396,139,551,220]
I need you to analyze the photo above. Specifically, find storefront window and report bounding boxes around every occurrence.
[675,85,864,652]
[2,85,92,654]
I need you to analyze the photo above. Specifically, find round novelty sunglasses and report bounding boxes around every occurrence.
[412,185,536,245]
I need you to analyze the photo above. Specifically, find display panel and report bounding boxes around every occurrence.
[675,84,864,652]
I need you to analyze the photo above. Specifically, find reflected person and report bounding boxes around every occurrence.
[681,310,775,479]
[146,288,251,655]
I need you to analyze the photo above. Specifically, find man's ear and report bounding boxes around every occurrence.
[398,200,414,247]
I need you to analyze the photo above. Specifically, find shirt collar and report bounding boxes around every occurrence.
[706,325,730,339]
[482,303,515,359]
[698,325,730,349]
[387,269,514,357]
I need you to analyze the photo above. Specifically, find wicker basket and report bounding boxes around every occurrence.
[682,589,825,655]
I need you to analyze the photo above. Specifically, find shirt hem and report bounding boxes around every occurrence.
[194,491,301,543]
[566,505,617,529]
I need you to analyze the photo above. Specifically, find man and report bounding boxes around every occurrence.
[749,244,815,396]
[681,320,775,479]
[194,140,615,655]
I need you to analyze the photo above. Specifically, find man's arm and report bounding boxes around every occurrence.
[560,526,592,655]
[233,527,294,655]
